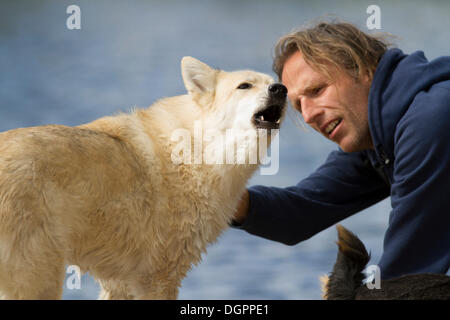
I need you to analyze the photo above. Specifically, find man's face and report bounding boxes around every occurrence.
[281,51,373,152]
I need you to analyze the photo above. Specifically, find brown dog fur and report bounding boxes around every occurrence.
[322,225,450,300]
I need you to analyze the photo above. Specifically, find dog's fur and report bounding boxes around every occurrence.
[0,57,286,299]
[322,225,450,300]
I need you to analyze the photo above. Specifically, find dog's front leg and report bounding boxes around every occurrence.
[131,273,181,300]
[137,285,179,300]
[98,279,135,300]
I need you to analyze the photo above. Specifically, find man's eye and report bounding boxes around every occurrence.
[237,83,252,89]
[311,86,324,96]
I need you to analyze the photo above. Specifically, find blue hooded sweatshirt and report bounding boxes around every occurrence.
[235,48,450,279]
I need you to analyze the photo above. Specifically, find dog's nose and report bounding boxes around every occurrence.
[268,83,287,99]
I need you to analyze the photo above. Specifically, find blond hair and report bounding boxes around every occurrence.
[273,21,392,82]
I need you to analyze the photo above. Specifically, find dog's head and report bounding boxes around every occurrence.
[181,56,287,133]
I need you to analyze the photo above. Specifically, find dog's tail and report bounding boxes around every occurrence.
[323,224,371,300]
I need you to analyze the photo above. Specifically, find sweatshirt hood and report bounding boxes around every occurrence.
[368,48,450,163]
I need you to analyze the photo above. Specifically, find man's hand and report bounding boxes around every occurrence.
[233,189,249,225]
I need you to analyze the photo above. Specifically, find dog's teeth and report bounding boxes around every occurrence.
[260,115,264,121]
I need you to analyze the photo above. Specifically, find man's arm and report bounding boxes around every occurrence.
[233,149,390,245]
[233,189,250,225]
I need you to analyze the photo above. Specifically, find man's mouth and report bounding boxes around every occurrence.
[323,118,342,137]
[253,104,283,130]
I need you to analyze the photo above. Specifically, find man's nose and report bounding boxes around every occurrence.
[301,97,323,124]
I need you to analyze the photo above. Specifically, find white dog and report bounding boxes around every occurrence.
[0,57,287,299]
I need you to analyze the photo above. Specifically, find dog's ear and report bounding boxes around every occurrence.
[181,56,218,106]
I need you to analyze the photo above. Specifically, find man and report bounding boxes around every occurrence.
[232,22,450,279]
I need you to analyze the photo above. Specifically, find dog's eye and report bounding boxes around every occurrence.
[237,83,252,90]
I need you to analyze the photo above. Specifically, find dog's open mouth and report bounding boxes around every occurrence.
[253,104,283,130]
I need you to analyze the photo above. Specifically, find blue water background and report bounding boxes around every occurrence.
[1,0,449,299]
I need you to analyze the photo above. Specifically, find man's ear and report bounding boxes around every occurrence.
[181,56,218,106]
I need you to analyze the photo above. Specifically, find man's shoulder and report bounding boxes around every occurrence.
[400,80,449,121]
[433,79,450,91]
[395,81,450,152]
